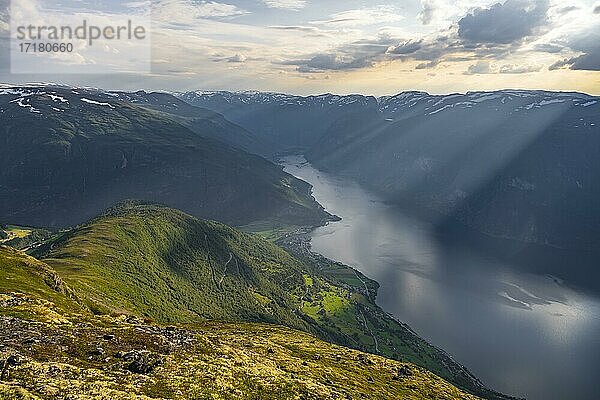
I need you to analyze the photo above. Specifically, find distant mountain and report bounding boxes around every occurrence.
[179,89,600,252]
[6,201,510,399]
[0,84,330,228]
[310,90,600,251]
[178,90,379,156]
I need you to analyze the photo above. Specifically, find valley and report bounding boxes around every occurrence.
[182,89,600,255]
[2,84,598,400]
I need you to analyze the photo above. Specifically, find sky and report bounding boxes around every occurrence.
[0,0,599,95]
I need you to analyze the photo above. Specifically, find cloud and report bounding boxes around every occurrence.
[418,0,437,25]
[555,5,579,15]
[124,1,152,7]
[387,33,468,67]
[564,50,600,71]
[278,35,397,72]
[261,0,307,10]
[458,0,550,44]
[277,0,560,76]
[312,6,404,27]
[595,5,600,14]
[534,42,566,53]
[549,57,573,70]
[280,32,457,73]
[546,26,600,71]
[465,61,541,74]
[416,60,440,69]
[499,64,541,74]
[387,40,423,55]
[465,60,495,74]
[153,0,249,24]
[268,25,329,38]
[269,25,320,33]
[226,54,247,63]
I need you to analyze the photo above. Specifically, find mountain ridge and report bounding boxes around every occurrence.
[0,202,515,399]
[0,84,331,229]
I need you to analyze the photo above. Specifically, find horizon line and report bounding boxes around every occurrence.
[1,81,598,98]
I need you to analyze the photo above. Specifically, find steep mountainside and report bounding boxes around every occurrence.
[0,204,513,399]
[109,90,267,154]
[178,89,600,252]
[0,247,480,400]
[309,90,600,251]
[0,85,329,228]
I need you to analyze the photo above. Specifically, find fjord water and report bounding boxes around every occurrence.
[283,156,600,400]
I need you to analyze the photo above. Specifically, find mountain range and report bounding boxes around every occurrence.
[180,89,600,264]
[0,85,329,229]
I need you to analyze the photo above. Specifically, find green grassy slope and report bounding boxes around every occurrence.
[0,246,84,320]
[22,202,509,398]
[35,202,313,329]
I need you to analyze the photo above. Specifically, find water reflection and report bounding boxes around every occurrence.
[283,155,600,400]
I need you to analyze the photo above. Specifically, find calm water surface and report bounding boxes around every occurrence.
[283,155,600,400]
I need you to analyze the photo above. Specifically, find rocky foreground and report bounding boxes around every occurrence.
[0,292,479,400]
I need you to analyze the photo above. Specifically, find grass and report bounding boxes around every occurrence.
[0,203,507,399]
[33,203,313,330]
[238,220,304,242]
[0,226,53,250]
[0,293,481,400]
[4,226,32,239]
[0,246,84,320]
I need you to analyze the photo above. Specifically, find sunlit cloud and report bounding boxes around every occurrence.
[311,6,405,27]
[152,0,249,25]
[261,0,307,11]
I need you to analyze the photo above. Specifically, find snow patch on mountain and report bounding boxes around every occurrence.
[81,98,115,108]
[10,97,41,113]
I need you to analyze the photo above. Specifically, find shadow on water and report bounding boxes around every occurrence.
[434,221,600,296]
[282,155,600,400]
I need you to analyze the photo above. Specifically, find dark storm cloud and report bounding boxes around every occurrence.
[464,60,494,74]
[458,0,550,44]
[569,52,600,71]
[547,30,600,71]
[277,36,397,72]
[550,53,600,71]
[557,47,600,71]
